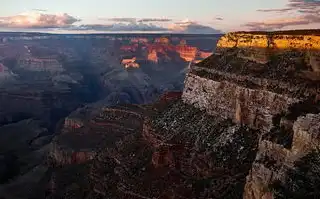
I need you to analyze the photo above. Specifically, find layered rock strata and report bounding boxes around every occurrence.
[183,30,320,132]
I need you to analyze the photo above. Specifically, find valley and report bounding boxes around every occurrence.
[0,32,221,198]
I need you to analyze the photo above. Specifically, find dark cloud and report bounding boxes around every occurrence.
[0,12,80,28]
[257,8,294,12]
[244,0,320,30]
[256,0,320,12]
[288,0,320,11]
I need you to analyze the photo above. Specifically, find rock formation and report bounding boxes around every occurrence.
[45,30,320,199]
[147,49,159,63]
[176,45,198,62]
[183,30,320,199]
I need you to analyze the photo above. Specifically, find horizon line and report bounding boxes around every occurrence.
[0,31,225,35]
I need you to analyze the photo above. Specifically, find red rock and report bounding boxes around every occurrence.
[175,45,198,62]
[154,37,170,44]
[147,50,158,63]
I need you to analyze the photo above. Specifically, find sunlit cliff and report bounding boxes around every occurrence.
[216,31,320,69]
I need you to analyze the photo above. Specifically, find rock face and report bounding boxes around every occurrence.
[46,30,320,199]
[182,73,299,131]
[216,31,320,66]
[183,30,320,131]
[182,30,320,199]
[244,113,320,199]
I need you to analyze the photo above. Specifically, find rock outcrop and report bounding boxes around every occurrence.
[46,30,320,199]
[49,104,145,167]
[176,45,198,62]
[183,30,320,131]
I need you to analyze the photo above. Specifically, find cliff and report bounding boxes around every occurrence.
[46,30,320,199]
[183,31,320,131]
[216,31,320,67]
[182,30,320,199]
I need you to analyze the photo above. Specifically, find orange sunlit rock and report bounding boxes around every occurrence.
[175,45,198,62]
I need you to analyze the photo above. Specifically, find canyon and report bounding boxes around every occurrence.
[0,30,319,199]
[27,29,319,199]
[0,33,220,198]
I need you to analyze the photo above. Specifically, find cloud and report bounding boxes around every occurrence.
[101,17,172,23]
[32,9,47,12]
[257,8,294,12]
[169,20,222,34]
[71,23,168,32]
[215,17,224,21]
[69,20,221,34]
[244,0,320,30]
[256,0,320,12]
[0,11,221,34]
[288,0,320,11]
[243,16,313,30]
[106,17,137,23]
[137,18,172,23]
[69,18,219,33]
[0,12,80,28]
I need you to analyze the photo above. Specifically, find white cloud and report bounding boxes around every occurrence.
[168,19,222,34]
[0,11,80,28]
[0,12,222,34]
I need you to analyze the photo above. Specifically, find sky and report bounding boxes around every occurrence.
[0,0,319,33]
